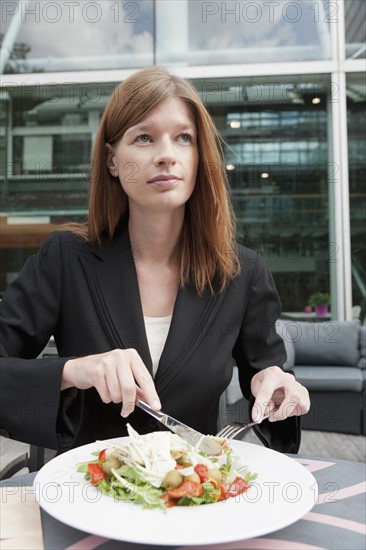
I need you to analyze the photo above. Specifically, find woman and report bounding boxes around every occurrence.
[0,67,309,454]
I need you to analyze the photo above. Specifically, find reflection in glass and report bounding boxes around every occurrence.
[0,84,115,216]
[2,0,154,73]
[0,93,9,178]
[207,80,330,312]
[157,0,331,65]
[345,0,366,59]
[347,74,366,320]
[13,134,92,175]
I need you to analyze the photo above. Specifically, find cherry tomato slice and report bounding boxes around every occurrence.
[98,449,107,462]
[88,463,106,485]
[194,463,209,483]
[166,480,203,499]
[222,476,250,499]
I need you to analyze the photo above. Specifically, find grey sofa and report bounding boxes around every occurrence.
[224,319,366,435]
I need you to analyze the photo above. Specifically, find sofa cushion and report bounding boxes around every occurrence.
[358,326,366,369]
[362,368,366,386]
[288,320,360,367]
[293,366,363,391]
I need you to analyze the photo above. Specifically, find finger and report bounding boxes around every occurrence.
[92,366,113,404]
[129,350,161,410]
[104,363,123,404]
[282,392,311,419]
[251,398,273,422]
[271,387,311,421]
[273,400,300,421]
[95,350,136,417]
[93,353,127,405]
[297,387,311,415]
[252,380,280,422]
[115,363,137,418]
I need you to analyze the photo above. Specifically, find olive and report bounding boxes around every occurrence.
[162,469,183,490]
[101,457,121,475]
[207,468,222,484]
[176,453,192,467]
[184,472,200,484]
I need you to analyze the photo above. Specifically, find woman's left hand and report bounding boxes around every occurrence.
[250,366,310,423]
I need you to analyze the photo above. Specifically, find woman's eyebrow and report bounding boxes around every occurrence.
[125,124,153,136]
[125,122,196,137]
[176,124,196,133]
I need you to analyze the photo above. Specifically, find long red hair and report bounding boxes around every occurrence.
[70,66,240,293]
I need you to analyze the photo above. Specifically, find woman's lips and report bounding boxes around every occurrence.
[147,175,181,189]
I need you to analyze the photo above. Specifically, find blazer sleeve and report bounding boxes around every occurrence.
[232,254,301,454]
[0,233,83,451]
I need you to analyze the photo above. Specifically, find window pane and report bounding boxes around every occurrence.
[0,82,118,293]
[2,82,102,212]
[345,0,366,59]
[203,78,331,314]
[12,133,92,175]
[156,0,332,65]
[1,0,154,73]
[347,74,366,320]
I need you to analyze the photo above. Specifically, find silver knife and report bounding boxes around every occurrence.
[135,398,222,455]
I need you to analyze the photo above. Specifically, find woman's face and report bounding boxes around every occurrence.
[107,96,199,217]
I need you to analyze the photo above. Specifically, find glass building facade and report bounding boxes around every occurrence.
[1,0,365,320]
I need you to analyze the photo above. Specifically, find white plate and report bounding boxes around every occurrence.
[34,438,317,546]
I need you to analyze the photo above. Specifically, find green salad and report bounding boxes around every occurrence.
[77,424,256,509]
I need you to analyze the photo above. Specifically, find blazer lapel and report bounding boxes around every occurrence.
[78,228,153,373]
[155,276,227,394]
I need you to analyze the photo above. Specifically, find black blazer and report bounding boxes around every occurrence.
[0,226,300,453]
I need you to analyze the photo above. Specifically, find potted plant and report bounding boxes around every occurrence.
[308,292,331,317]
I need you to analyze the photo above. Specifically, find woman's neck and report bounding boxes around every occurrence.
[128,210,184,266]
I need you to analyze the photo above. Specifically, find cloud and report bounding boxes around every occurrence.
[15,0,153,61]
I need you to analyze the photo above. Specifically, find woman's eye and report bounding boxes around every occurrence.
[136,134,151,143]
[180,133,192,143]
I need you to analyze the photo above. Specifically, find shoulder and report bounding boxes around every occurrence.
[233,242,280,303]
[40,230,89,251]
[38,225,131,266]
[36,230,91,265]
[235,242,268,274]
[229,243,276,295]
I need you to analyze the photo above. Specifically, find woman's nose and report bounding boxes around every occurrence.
[154,139,176,165]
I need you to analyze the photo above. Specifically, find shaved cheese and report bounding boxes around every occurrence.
[116,424,221,487]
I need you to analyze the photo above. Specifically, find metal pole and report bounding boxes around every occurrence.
[0,0,30,74]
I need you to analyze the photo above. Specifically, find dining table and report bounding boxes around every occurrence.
[1,453,365,550]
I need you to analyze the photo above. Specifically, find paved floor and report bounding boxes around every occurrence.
[1,429,365,479]
[243,429,366,462]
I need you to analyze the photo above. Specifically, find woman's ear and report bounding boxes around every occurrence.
[105,143,118,177]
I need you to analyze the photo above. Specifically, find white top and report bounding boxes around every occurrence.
[144,315,172,378]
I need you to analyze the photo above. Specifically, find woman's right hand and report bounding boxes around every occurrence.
[62,348,161,417]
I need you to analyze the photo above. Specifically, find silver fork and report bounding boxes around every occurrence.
[216,413,271,439]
